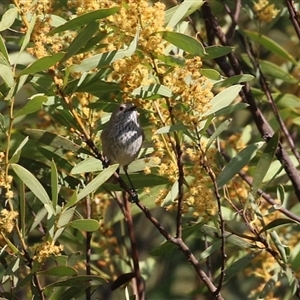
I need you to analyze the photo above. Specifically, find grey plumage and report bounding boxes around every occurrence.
[100,103,144,172]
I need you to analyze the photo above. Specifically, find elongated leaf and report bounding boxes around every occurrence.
[19,53,65,76]
[165,1,204,25]
[77,165,119,201]
[260,218,299,233]
[69,29,139,73]
[51,160,59,210]
[251,132,279,196]
[61,21,99,63]
[214,74,254,88]
[68,219,100,232]
[0,7,17,32]
[23,129,89,154]
[155,123,187,134]
[15,95,48,117]
[206,119,232,151]
[220,251,261,284]
[0,64,14,87]
[0,35,9,61]
[200,68,221,80]
[161,31,206,56]
[203,45,232,60]
[260,60,298,83]
[167,1,203,28]
[44,275,105,289]
[38,266,77,276]
[204,85,243,116]
[20,14,37,54]
[216,142,264,188]
[259,272,284,298]
[71,158,102,174]
[49,8,119,34]
[214,103,249,117]
[243,30,298,66]
[10,136,29,164]
[132,83,172,98]
[11,164,54,214]
[270,231,289,263]
[198,240,222,262]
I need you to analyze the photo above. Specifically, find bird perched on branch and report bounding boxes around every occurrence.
[100,103,144,186]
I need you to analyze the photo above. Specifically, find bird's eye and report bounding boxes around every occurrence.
[119,106,125,111]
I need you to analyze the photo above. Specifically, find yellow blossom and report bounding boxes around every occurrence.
[0,209,18,234]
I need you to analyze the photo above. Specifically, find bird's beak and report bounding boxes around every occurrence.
[128,105,137,111]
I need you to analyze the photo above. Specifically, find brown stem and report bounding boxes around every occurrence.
[201,1,300,201]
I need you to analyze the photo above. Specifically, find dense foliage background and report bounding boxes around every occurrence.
[1,0,300,299]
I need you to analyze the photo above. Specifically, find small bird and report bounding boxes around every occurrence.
[100,103,144,186]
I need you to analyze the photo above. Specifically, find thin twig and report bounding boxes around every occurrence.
[123,192,145,300]
[201,1,300,202]
[223,0,242,42]
[243,37,300,166]
[134,200,224,300]
[285,0,300,40]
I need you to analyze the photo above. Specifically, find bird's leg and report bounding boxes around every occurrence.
[124,166,138,203]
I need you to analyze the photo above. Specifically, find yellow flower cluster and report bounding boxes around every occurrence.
[183,145,218,217]
[32,241,63,263]
[0,209,18,234]
[163,57,213,128]
[254,0,279,22]
[0,152,14,200]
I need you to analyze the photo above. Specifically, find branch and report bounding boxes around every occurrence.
[201,1,300,201]
[135,200,224,300]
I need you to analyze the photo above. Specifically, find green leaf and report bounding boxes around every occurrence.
[0,35,9,61]
[260,219,299,233]
[165,1,204,25]
[198,240,222,262]
[155,54,185,67]
[161,31,206,56]
[167,0,204,28]
[49,7,119,34]
[51,160,59,210]
[77,164,119,201]
[71,158,102,174]
[200,68,221,80]
[69,28,139,73]
[0,64,14,87]
[206,119,232,151]
[44,275,105,289]
[251,132,279,196]
[19,53,65,76]
[259,272,284,298]
[214,103,249,117]
[216,142,264,188]
[270,231,289,263]
[10,136,29,164]
[61,21,99,63]
[68,219,100,232]
[14,95,48,118]
[243,30,299,66]
[259,60,298,83]
[11,164,54,214]
[0,7,18,32]
[132,84,172,98]
[203,45,232,60]
[220,251,261,284]
[213,74,255,88]
[23,129,89,154]
[155,123,187,134]
[38,147,73,174]
[20,14,37,54]
[38,266,77,277]
[204,85,243,116]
